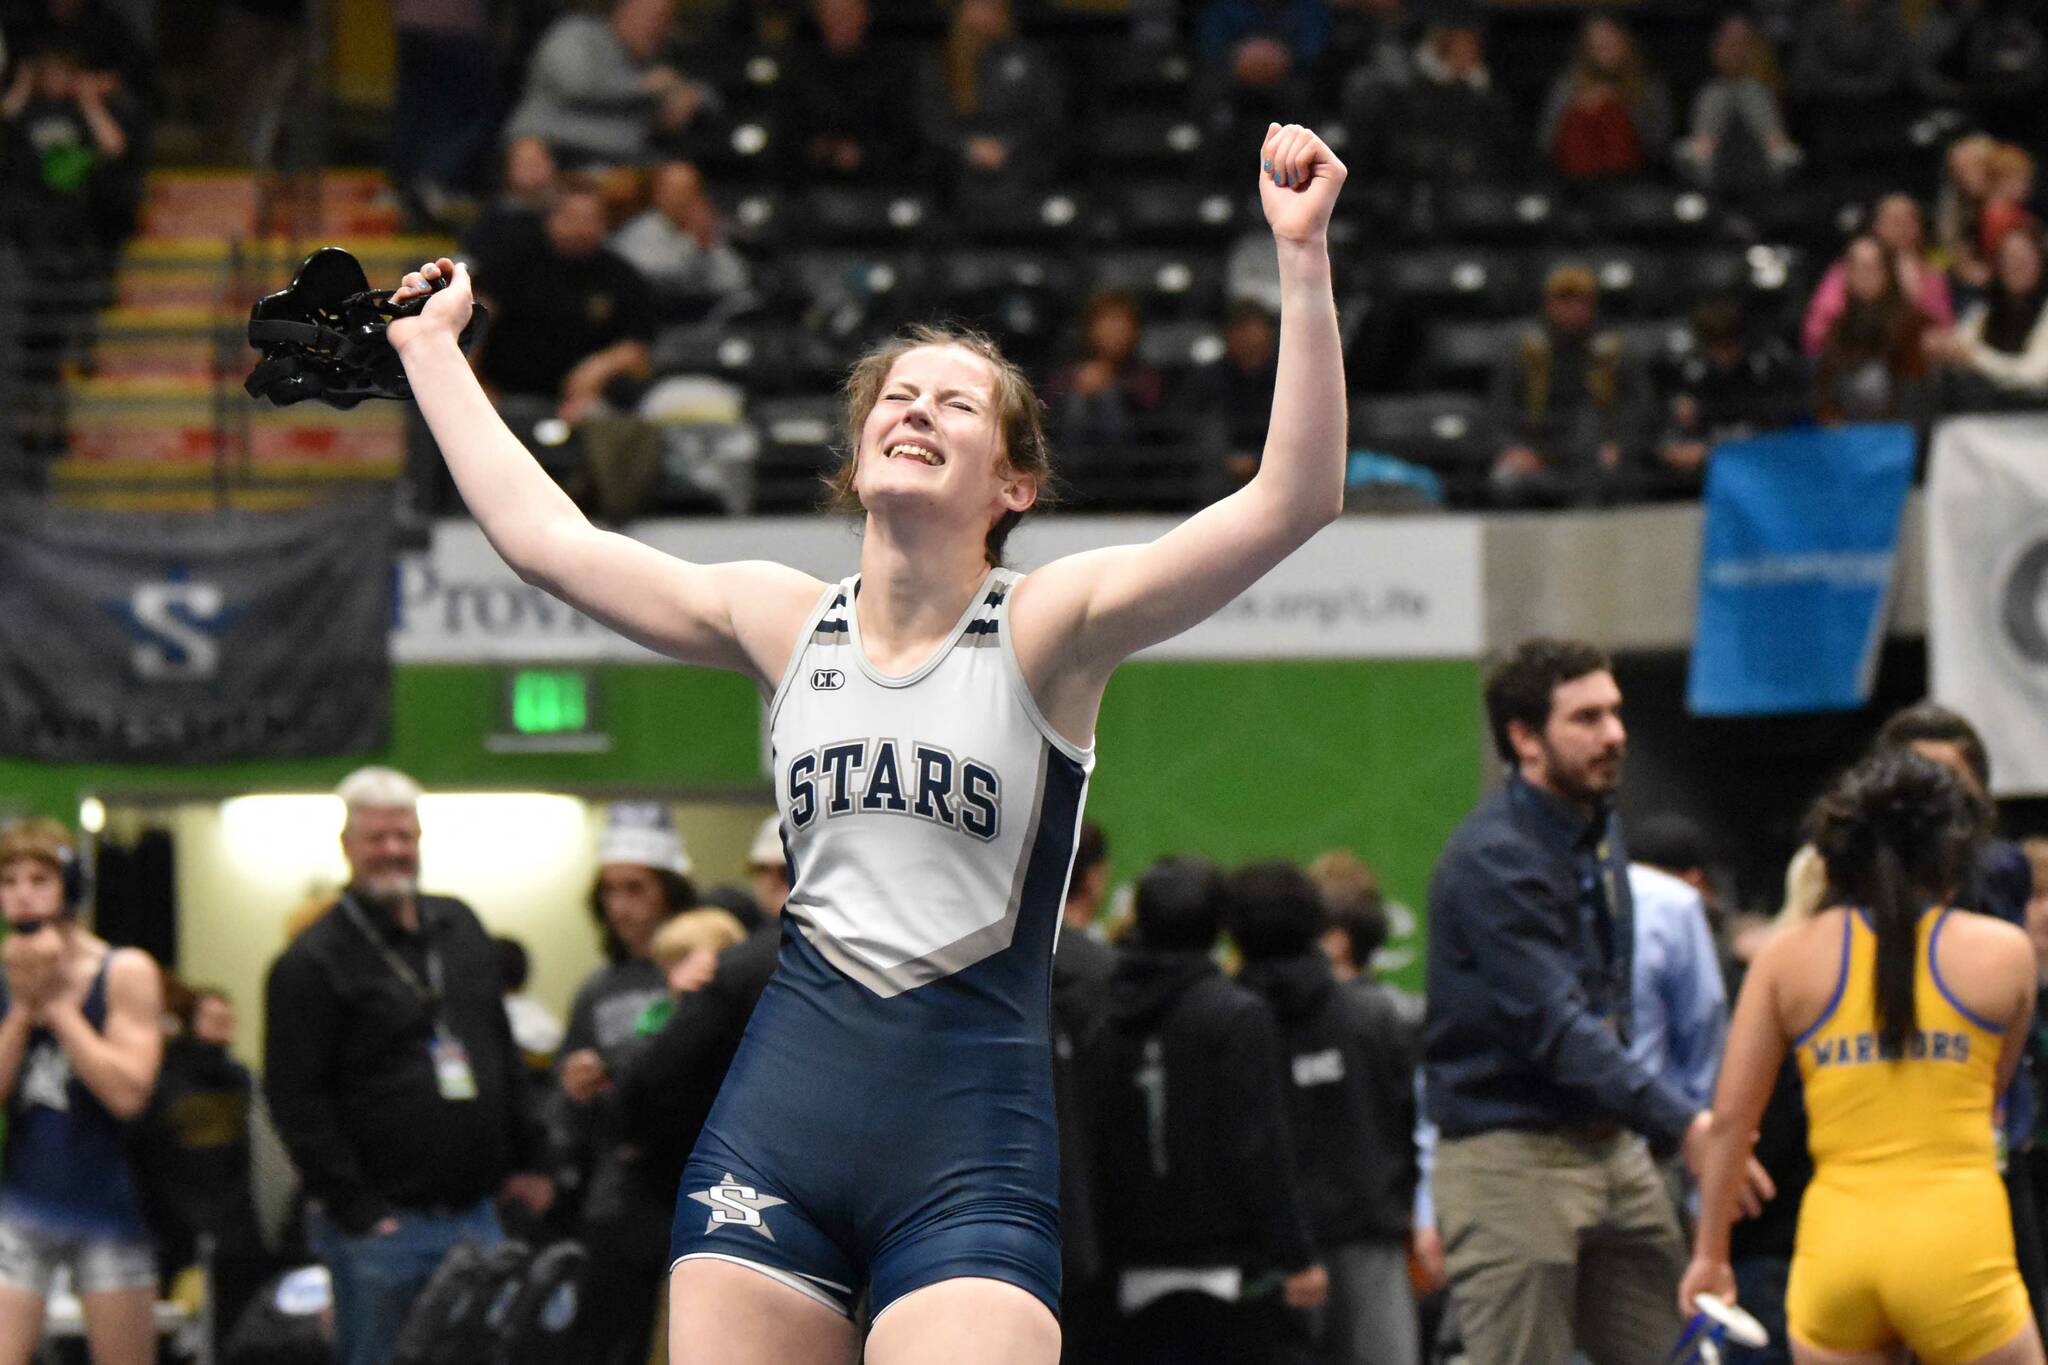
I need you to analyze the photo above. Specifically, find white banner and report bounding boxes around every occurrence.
[1927,415,2048,797]
[393,515,1483,664]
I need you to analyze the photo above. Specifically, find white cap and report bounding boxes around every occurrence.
[746,814,785,869]
[596,802,692,876]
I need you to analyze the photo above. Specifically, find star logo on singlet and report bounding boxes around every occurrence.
[688,1174,786,1241]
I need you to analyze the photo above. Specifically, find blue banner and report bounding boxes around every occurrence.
[1688,425,1915,716]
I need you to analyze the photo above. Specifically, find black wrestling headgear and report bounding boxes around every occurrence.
[245,247,488,409]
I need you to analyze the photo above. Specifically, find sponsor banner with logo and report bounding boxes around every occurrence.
[1688,424,1915,716]
[1927,416,2048,797]
[0,495,392,761]
[394,516,1483,663]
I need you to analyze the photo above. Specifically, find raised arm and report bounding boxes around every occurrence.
[1011,125,1346,695]
[388,261,822,685]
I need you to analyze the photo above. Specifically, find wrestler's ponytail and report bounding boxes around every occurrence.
[1808,749,1986,1056]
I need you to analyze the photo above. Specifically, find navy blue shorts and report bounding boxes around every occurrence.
[668,928,1063,1321]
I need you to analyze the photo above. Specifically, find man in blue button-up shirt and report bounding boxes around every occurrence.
[1423,639,1767,1365]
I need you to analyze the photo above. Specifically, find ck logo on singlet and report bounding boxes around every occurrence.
[786,739,1001,842]
[810,669,845,691]
[687,1174,786,1241]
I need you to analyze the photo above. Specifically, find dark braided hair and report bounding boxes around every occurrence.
[1807,750,1987,1055]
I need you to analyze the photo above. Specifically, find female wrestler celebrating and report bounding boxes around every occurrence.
[1682,750,2044,1365]
[388,123,1346,1365]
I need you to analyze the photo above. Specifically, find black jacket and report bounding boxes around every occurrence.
[616,922,781,1198]
[1052,928,1118,1283]
[263,892,539,1234]
[1081,948,1315,1276]
[1238,953,1419,1247]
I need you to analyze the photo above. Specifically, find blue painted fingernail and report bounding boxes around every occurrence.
[1262,158,1273,172]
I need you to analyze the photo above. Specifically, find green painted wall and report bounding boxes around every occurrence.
[2,659,1483,989]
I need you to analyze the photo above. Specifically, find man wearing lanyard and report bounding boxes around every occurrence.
[264,767,551,1365]
[1421,639,1771,1364]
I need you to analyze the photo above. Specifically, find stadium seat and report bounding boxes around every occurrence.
[1566,183,1723,245]
[1350,391,1494,493]
[750,394,843,514]
[1136,320,1225,375]
[1433,184,1556,243]
[1093,110,1215,180]
[1108,182,1249,245]
[791,185,940,247]
[1378,249,1518,319]
[1086,41,1196,111]
[1419,318,1527,391]
[953,186,1092,246]
[1085,249,1226,320]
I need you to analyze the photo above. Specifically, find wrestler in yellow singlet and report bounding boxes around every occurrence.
[1788,906,2032,1363]
[1683,749,2042,1365]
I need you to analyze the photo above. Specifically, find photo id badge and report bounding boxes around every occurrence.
[430,1027,478,1101]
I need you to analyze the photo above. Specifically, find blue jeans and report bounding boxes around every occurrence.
[306,1201,502,1365]
[1729,1255,1793,1365]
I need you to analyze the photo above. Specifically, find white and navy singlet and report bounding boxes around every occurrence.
[670,566,1095,1321]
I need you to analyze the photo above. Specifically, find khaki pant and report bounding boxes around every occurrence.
[1435,1128,1686,1365]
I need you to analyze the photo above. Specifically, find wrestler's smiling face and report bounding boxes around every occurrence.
[854,344,1033,538]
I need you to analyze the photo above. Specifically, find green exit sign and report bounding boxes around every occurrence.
[511,669,589,733]
[491,670,609,753]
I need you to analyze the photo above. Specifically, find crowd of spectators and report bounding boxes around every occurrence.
[2,0,2047,510]
[6,662,2045,1363]
[355,0,2048,518]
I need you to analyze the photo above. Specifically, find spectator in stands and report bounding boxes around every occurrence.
[1676,15,1802,197]
[1928,226,2048,408]
[1813,234,1930,423]
[502,0,720,169]
[784,0,915,180]
[1082,855,1326,1364]
[1197,0,1333,127]
[1193,300,1279,489]
[1487,264,1652,509]
[263,768,550,1365]
[1,45,139,254]
[1655,297,1805,496]
[1803,193,1955,356]
[1979,143,2039,262]
[1422,641,1771,1365]
[1914,0,2047,107]
[1229,861,1421,1365]
[5,0,154,114]
[558,803,695,1365]
[1377,16,1514,188]
[1053,820,1116,1061]
[1046,289,1167,478]
[917,0,1063,193]
[1538,15,1672,183]
[462,136,559,281]
[203,0,302,166]
[474,176,655,442]
[1791,0,1907,100]
[0,818,165,1365]
[609,160,752,318]
[390,0,494,230]
[1939,132,2000,291]
[1327,0,1418,116]
[137,984,267,1354]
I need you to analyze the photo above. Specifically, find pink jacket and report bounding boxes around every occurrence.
[1801,259,1954,357]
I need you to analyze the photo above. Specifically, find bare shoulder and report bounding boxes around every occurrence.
[1754,908,1847,1021]
[104,947,164,1008]
[1936,909,2035,984]
[704,558,833,678]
